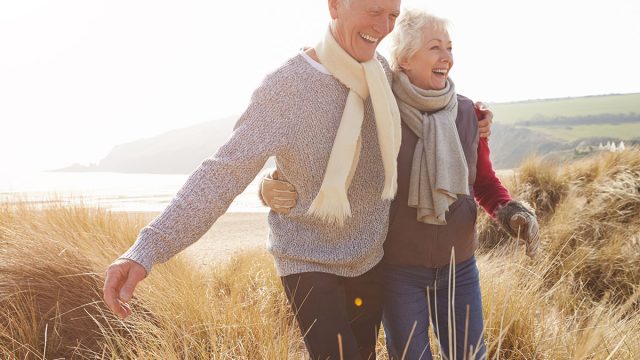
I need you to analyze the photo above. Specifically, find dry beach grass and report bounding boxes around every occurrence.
[1,148,640,359]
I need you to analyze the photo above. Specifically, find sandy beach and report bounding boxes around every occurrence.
[137,212,270,267]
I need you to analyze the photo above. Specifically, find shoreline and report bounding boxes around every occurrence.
[0,200,271,266]
[132,211,270,267]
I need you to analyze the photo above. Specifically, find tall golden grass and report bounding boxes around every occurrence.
[1,148,639,359]
[0,205,304,359]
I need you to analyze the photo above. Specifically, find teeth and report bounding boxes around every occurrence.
[433,69,448,74]
[359,33,378,42]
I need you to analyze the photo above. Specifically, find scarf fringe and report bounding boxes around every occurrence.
[308,177,396,226]
[307,188,352,226]
[381,175,398,200]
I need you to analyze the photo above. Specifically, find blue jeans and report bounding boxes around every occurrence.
[382,256,486,360]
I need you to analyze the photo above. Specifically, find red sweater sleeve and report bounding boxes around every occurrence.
[473,107,512,217]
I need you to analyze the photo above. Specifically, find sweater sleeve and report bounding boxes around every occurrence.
[120,74,296,274]
[472,108,512,217]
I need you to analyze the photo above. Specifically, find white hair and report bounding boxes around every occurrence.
[389,9,450,71]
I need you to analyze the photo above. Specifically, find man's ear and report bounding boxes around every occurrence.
[328,0,340,20]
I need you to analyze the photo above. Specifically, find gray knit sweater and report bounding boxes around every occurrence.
[121,54,393,277]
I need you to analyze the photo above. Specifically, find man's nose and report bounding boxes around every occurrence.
[373,16,391,35]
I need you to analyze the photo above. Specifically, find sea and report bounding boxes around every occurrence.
[0,169,517,213]
[0,171,270,213]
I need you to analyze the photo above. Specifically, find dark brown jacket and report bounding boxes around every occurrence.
[383,95,480,268]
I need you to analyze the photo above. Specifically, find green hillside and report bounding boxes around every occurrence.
[68,93,639,173]
[490,93,640,124]
[530,123,640,142]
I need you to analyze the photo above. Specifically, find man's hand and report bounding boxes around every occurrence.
[259,169,298,214]
[475,101,493,138]
[103,259,147,319]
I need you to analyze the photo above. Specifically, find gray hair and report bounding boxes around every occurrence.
[389,9,450,71]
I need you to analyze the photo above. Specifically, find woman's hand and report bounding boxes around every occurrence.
[496,200,540,258]
[509,212,540,258]
[259,169,298,214]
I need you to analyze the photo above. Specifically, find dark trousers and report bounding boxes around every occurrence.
[281,264,384,360]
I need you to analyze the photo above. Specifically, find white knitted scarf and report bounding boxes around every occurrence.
[308,28,402,225]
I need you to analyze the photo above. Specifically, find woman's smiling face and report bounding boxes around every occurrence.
[400,26,453,90]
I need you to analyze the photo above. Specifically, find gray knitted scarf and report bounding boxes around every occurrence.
[392,71,469,225]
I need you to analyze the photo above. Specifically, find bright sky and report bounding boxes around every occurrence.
[1,0,639,173]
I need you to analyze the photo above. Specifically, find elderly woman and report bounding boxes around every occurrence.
[260,8,540,360]
[380,10,541,359]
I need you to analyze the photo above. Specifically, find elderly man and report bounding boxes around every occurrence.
[103,0,491,358]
